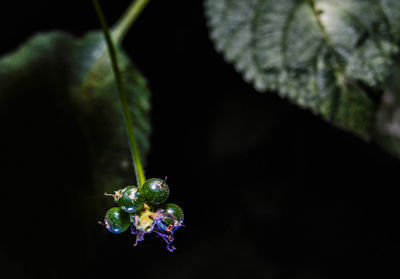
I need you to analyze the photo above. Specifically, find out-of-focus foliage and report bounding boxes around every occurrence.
[206,0,400,157]
[0,31,151,205]
[376,59,400,156]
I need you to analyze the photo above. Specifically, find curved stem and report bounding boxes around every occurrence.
[112,0,151,45]
[91,0,146,187]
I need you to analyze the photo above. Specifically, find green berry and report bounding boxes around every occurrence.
[115,186,144,213]
[104,207,130,234]
[142,178,169,205]
[157,203,184,231]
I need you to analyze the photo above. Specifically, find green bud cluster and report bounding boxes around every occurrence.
[100,178,184,251]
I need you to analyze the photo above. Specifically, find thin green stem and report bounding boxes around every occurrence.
[91,0,146,187]
[112,0,151,45]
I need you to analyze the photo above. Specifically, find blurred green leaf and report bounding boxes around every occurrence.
[376,59,400,157]
[0,31,151,198]
[205,0,400,144]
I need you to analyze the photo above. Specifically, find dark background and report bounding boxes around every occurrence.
[0,1,399,278]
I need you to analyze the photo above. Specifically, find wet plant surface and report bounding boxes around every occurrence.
[0,1,399,279]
